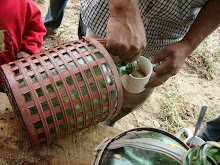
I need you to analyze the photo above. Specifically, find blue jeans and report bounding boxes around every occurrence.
[44,0,68,31]
[44,0,87,38]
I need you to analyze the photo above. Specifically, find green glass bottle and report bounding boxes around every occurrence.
[32,60,140,131]
[185,142,220,165]
[115,61,139,77]
[95,129,220,165]
[98,130,187,165]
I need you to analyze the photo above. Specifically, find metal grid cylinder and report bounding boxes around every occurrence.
[0,38,123,147]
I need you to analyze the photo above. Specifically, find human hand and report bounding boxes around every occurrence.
[145,41,193,89]
[106,0,146,62]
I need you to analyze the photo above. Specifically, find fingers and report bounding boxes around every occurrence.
[119,48,142,62]
[106,39,145,62]
[105,38,119,55]
[125,52,141,62]
[149,48,169,64]
[145,57,178,89]
[153,57,177,75]
[117,52,141,62]
[106,13,146,62]
[106,40,128,58]
[145,52,177,89]
[145,41,190,89]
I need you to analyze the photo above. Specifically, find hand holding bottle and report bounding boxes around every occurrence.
[106,0,146,62]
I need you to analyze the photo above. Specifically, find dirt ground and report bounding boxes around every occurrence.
[37,0,220,134]
[0,1,219,164]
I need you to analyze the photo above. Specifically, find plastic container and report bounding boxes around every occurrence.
[0,37,123,147]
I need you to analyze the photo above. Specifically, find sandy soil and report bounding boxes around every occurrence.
[36,0,220,135]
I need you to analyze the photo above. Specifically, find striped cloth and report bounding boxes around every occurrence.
[80,0,208,58]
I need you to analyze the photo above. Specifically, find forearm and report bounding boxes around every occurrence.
[108,0,140,16]
[182,0,220,55]
[146,0,220,89]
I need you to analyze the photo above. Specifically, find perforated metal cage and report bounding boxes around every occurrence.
[0,38,123,147]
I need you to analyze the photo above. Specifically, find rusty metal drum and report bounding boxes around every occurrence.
[0,37,123,147]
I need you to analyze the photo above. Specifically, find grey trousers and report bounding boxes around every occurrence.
[198,114,220,142]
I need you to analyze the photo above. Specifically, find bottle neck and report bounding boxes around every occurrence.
[115,61,139,77]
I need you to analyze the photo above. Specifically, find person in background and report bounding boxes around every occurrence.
[44,0,87,38]
[79,0,220,126]
[198,115,220,142]
[44,0,68,36]
[0,0,46,91]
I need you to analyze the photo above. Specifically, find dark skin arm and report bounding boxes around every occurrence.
[106,0,219,89]
[106,0,146,62]
[145,0,220,89]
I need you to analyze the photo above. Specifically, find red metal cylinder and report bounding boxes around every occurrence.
[0,38,123,147]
